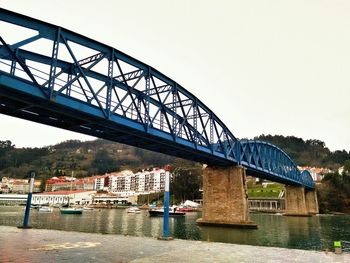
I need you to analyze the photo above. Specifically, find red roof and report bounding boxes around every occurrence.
[94,192,118,197]
[91,175,108,179]
[37,190,94,195]
[46,179,66,184]
[12,181,27,185]
[49,181,68,185]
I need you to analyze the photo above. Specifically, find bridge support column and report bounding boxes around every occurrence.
[284,186,310,216]
[196,166,257,228]
[305,190,319,214]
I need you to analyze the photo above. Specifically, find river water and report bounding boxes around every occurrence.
[0,206,349,252]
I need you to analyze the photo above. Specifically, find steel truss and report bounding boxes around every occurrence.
[0,8,314,189]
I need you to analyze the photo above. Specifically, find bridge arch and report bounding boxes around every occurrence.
[0,8,314,189]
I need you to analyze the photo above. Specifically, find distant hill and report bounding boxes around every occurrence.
[0,135,349,180]
[0,139,178,179]
[254,134,349,168]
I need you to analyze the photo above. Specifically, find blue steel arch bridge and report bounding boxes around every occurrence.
[0,8,314,189]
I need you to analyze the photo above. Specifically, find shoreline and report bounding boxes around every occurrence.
[2,204,349,215]
[0,225,348,262]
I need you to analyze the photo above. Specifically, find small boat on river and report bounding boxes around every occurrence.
[31,204,41,210]
[60,207,83,214]
[59,171,83,215]
[149,206,185,217]
[176,207,194,212]
[127,207,141,213]
[38,206,53,213]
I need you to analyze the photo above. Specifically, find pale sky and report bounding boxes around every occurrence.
[0,0,349,151]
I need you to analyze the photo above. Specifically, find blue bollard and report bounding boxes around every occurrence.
[18,171,35,229]
[163,172,170,239]
[163,191,170,238]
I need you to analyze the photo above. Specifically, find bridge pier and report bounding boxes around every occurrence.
[305,189,319,214]
[196,166,257,228]
[284,186,318,216]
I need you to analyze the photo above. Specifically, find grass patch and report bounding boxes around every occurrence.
[247,184,283,198]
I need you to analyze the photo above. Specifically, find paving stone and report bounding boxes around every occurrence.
[0,226,348,263]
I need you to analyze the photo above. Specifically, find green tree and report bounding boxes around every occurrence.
[319,168,350,213]
[0,140,14,171]
[91,149,118,174]
[170,161,203,203]
[344,160,350,174]
[40,176,47,192]
[0,140,14,151]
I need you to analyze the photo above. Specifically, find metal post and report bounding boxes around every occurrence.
[163,171,170,239]
[19,171,35,229]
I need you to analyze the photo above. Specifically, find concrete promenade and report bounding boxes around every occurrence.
[0,226,348,263]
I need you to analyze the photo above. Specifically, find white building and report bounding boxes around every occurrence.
[109,170,133,196]
[93,193,137,205]
[0,177,41,193]
[0,194,27,205]
[109,168,169,196]
[32,190,96,206]
[94,175,109,191]
[298,166,330,181]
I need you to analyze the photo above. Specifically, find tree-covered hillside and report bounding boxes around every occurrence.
[255,135,349,168]
[0,134,349,180]
[0,139,177,179]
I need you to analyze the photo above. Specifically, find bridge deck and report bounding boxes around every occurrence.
[0,8,314,189]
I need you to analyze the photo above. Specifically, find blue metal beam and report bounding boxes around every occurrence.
[0,8,314,189]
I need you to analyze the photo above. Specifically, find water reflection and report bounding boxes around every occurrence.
[150,215,161,237]
[0,206,349,251]
[121,209,128,235]
[107,210,115,234]
[134,211,143,236]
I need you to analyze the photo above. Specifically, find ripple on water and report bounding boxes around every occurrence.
[0,206,349,251]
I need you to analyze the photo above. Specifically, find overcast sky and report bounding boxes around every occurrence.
[0,0,349,151]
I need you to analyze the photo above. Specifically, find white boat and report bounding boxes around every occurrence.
[149,206,185,217]
[38,206,53,213]
[127,207,141,213]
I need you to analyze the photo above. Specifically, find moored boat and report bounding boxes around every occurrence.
[31,204,40,209]
[149,206,185,217]
[176,207,194,212]
[60,207,83,214]
[38,206,53,213]
[59,171,83,214]
[176,200,200,212]
[127,207,141,213]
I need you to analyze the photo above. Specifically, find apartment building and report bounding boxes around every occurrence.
[109,168,169,197]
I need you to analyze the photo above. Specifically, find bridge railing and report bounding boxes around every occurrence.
[0,7,239,162]
[0,8,314,189]
[238,140,314,189]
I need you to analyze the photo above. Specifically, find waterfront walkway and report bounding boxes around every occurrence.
[0,226,348,263]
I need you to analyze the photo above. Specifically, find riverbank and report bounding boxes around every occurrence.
[0,226,348,262]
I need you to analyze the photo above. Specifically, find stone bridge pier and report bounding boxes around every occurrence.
[284,185,319,216]
[196,166,257,228]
